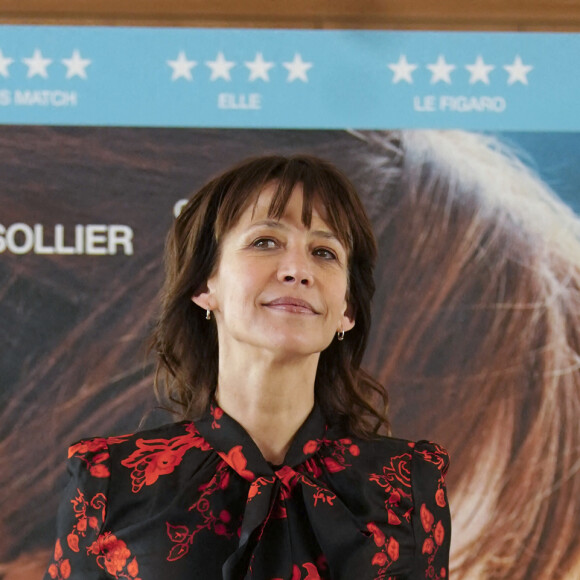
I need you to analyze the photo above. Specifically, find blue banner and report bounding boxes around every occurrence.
[0,26,577,130]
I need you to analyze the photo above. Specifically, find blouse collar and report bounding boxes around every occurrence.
[195,401,327,480]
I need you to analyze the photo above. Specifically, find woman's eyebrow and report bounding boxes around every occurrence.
[310,230,341,244]
[247,219,284,231]
[248,220,340,244]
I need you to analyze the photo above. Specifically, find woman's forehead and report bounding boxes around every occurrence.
[248,181,332,226]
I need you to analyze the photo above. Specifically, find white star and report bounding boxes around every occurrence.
[167,51,197,81]
[504,55,533,85]
[61,49,91,79]
[0,50,14,78]
[426,55,455,84]
[465,56,494,85]
[282,53,313,83]
[388,55,418,84]
[245,52,274,82]
[206,52,236,81]
[23,49,52,78]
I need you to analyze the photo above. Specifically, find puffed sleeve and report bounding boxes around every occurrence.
[410,441,451,579]
[43,438,111,580]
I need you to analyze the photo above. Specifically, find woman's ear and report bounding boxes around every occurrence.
[191,283,212,311]
[341,302,356,332]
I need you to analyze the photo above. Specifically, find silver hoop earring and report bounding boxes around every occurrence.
[337,330,345,341]
[206,309,211,320]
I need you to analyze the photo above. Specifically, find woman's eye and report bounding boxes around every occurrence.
[252,238,277,249]
[313,247,337,260]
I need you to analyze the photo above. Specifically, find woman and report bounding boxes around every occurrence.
[43,154,451,579]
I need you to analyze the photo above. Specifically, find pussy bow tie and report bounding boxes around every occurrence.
[195,404,377,579]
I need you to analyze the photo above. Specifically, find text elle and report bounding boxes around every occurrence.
[217,93,262,110]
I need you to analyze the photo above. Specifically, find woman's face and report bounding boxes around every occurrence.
[194,182,355,362]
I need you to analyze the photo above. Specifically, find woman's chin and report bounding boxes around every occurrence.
[252,335,329,360]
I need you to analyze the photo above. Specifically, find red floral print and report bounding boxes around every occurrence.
[383,453,412,488]
[275,465,298,492]
[278,464,337,507]
[121,424,211,492]
[299,436,359,476]
[47,539,71,580]
[387,537,399,561]
[68,435,129,478]
[277,561,325,580]
[370,453,413,492]
[422,538,435,555]
[68,438,106,458]
[420,503,434,533]
[419,502,446,578]
[416,444,449,515]
[434,520,445,546]
[369,525,400,578]
[211,405,224,429]
[248,475,276,501]
[66,490,106,554]
[321,456,344,473]
[166,462,238,561]
[217,445,255,481]
[303,439,318,454]
[366,522,385,547]
[301,562,322,579]
[414,444,448,475]
[369,453,413,526]
[88,532,142,579]
[247,464,337,514]
[387,508,401,525]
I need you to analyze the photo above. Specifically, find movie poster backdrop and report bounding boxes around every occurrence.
[1,27,580,579]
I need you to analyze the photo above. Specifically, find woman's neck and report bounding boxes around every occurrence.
[215,351,318,464]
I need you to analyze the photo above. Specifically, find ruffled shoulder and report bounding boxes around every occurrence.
[66,421,201,479]
[67,435,124,479]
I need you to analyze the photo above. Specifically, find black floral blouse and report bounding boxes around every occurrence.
[44,403,451,580]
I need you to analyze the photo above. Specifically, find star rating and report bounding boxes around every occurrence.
[465,56,495,85]
[386,53,533,88]
[388,55,418,84]
[282,53,312,83]
[0,49,14,78]
[62,49,91,79]
[245,52,274,82]
[0,44,537,92]
[504,55,533,85]
[206,52,236,82]
[167,51,197,81]
[22,49,52,78]
[166,51,314,83]
[427,55,455,84]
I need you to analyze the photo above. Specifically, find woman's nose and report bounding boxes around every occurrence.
[277,250,314,286]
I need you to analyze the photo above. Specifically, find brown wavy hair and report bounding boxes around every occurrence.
[152,154,389,436]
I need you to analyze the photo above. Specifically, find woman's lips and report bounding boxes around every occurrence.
[264,297,318,314]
